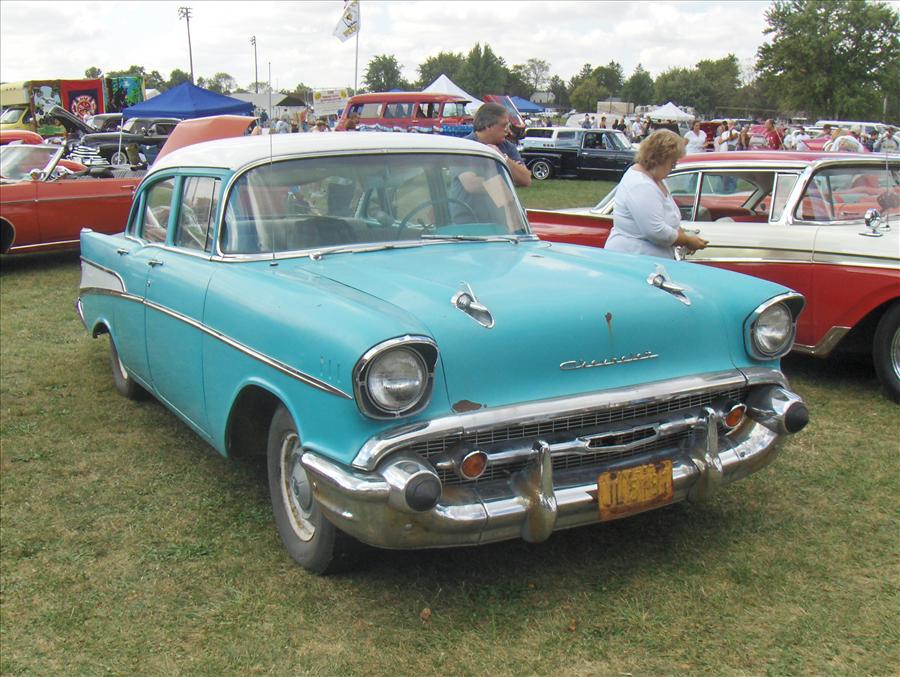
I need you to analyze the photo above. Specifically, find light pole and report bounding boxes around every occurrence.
[178,6,194,84]
[251,36,258,94]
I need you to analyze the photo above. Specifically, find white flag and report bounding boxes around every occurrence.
[333,0,360,42]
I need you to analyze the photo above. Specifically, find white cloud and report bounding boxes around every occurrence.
[0,0,771,89]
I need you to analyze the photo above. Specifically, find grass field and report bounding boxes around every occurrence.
[1,179,898,676]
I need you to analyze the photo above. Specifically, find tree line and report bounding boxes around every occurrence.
[83,0,899,122]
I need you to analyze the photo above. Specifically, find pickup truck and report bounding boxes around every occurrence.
[520,129,636,181]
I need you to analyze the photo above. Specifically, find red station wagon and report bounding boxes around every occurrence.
[335,92,472,133]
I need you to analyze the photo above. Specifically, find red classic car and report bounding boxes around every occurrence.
[527,151,900,400]
[1,143,142,254]
[0,130,44,146]
[335,92,472,134]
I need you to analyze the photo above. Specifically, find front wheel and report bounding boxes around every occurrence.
[266,405,359,573]
[530,159,553,181]
[109,150,128,165]
[873,303,900,403]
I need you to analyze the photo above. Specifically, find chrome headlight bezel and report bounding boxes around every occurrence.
[353,336,438,419]
[745,292,805,360]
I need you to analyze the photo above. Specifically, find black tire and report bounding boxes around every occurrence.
[109,150,129,165]
[530,159,553,181]
[266,405,359,573]
[109,336,146,400]
[873,303,900,403]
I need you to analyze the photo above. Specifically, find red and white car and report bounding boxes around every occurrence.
[527,151,900,401]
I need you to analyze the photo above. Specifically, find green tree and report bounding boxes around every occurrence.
[592,61,624,97]
[84,66,103,79]
[654,67,698,109]
[506,64,533,98]
[201,72,238,94]
[362,54,410,93]
[416,51,465,88]
[168,69,192,89]
[756,0,900,120]
[570,80,608,113]
[568,63,593,93]
[522,58,550,92]
[548,74,569,108]
[621,64,655,106]
[457,44,506,98]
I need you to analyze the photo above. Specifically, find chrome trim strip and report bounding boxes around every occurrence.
[10,239,81,251]
[793,326,851,357]
[352,368,769,471]
[77,286,352,399]
[79,258,126,293]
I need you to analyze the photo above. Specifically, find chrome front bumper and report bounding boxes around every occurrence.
[301,372,807,550]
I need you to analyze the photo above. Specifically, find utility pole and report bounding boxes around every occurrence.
[251,36,258,94]
[178,7,194,84]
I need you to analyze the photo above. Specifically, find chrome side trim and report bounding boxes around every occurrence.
[9,239,80,252]
[79,258,126,294]
[793,326,851,357]
[352,369,761,471]
[78,286,352,399]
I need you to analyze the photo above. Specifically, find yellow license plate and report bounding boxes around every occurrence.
[598,460,674,521]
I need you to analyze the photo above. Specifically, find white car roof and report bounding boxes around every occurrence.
[148,132,498,177]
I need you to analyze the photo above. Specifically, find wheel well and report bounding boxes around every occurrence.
[225,385,282,461]
[1,218,14,254]
[835,299,899,356]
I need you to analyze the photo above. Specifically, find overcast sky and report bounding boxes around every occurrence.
[0,0,772,91]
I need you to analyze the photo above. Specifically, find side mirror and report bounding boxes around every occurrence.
[28,168,46,181]
[860,208,884,237]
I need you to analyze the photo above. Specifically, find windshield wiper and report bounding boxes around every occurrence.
[420,233,523,243]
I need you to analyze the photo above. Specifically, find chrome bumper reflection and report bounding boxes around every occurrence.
[302,391,800,550]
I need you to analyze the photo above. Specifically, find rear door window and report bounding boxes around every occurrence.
[140,178,175,243]
[175,177,220,252]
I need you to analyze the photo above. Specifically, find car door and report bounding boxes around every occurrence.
[578,131,613,173]
[681,168,816,340]
[143,174,223,434]
[35,170,136,246]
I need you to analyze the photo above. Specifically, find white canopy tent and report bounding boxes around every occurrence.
[646,101,694,122]
[423,74,482,115]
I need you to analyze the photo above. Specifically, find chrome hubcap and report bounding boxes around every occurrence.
[280,431,315,541]
[534,163,549,179]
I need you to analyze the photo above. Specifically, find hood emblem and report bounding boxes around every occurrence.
[451,282,494,329]
[647,264,691,306]
[560,351,658,370]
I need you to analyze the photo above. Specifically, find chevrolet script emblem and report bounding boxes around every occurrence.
[560,351,659,371]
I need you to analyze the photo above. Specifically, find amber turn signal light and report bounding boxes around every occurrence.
[724,404,747,429]
[459,450,487,480]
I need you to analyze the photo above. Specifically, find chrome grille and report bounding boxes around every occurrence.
[411,386,747,486]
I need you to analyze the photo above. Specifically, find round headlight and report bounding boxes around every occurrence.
[366,347,427,413]
[752,303,794,357]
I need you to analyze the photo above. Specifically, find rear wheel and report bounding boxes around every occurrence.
[109,336,145,400]
[873,303,900,403]
[266,405,359,573]
[530,159,553,181]
[109,150,128,165]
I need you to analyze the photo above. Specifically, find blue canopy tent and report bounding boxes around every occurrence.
[122,82,253,119]
[510,96,545,114]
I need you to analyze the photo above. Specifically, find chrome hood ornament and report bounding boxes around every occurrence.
[451,282,494,329]
[647,264,691,306]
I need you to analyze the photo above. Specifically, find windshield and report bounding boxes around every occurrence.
[795,163,900,223]
[0,107,26,124]
[0,145,58,181]
[221,153,529,254]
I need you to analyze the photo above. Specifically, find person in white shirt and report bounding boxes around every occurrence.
[631,118,643,141]
[719,120,739,151]
[606,130,709,259]
[793,127,811,151]
[828,129,865,152]
[874,127,898,152]
[683,121,707,154]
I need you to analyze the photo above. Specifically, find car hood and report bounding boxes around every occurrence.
[286,240,773,410]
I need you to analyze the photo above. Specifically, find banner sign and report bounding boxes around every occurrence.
[333,0,360,42]
[105,77,145,113]
[61,79,104,119]
[313,88,349,117]
[30,81,65,136]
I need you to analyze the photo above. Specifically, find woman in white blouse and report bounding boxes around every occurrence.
[606,130,709,259]
[683,121,707,154]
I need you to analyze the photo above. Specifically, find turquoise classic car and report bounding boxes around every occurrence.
[77,133,809,574]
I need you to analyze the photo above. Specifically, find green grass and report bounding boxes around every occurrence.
[2,183,899,675]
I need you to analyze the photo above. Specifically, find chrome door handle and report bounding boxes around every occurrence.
[147,259,164,267]
[116,248,129,256]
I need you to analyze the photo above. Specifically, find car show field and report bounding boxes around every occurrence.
[1,178,897,675]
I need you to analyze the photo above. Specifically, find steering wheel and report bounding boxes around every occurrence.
[396,198,478,240]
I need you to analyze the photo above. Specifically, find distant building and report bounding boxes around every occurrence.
[531,91,554,105]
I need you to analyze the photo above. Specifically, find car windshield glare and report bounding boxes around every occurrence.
[0,146,58,181]
[796,164,900,223]
[221,152,529,255]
